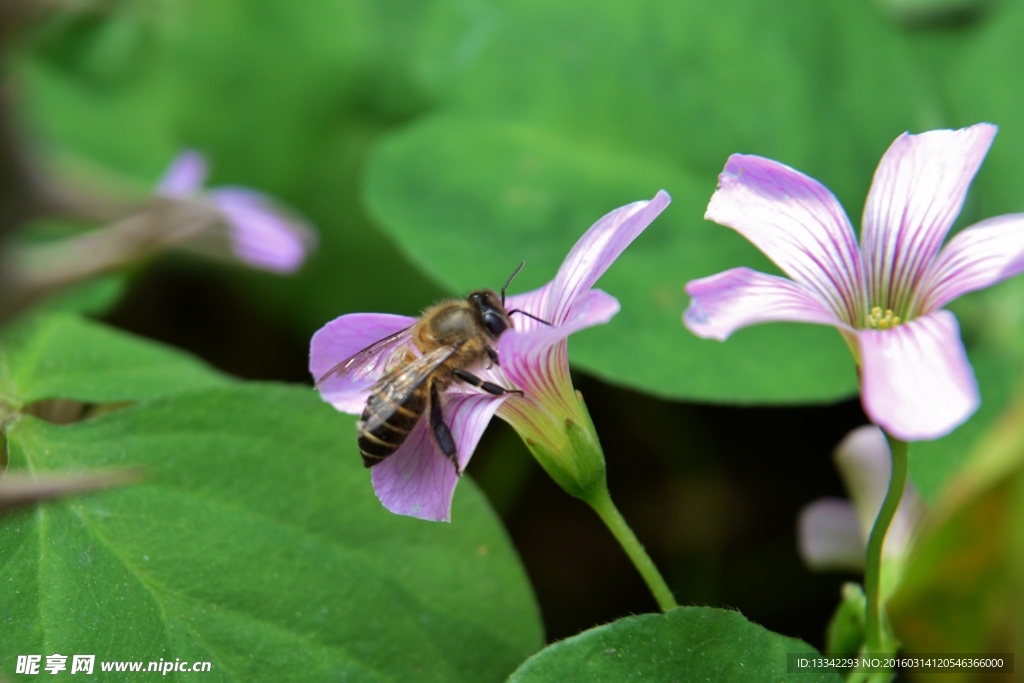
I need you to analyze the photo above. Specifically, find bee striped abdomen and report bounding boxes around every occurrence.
[357,382,428,467]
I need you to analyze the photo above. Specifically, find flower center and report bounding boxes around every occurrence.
[867,306,901,330]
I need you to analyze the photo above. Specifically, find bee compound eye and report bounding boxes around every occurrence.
[481,309,508,337]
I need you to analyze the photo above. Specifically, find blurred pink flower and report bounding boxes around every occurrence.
[311,191,670,521]
[685,124,1024,440]
[798,426,925,595]
[158,151,314,272]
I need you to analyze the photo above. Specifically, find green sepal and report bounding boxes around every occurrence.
[513,391,608,503]
[563,393,608,503]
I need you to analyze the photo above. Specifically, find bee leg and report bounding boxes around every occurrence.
[485,346,500,368]
[452,369,524,396]
[429,380,460,474]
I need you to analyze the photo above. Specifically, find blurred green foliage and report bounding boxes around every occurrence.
[364,0,934,404]
[5,0,1024,675]
[891,383,1024,682]
[0,0,959,394]
[18,0,449,329]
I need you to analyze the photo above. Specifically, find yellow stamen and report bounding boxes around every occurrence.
[867,306,901,330]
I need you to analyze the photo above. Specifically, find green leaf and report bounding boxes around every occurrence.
[1,384,543,682]
[366,0,940,402]
[506,607,841,683]
[366,117,861,403]
[0,314,229,409]
[947,0,1024,216]
[17,0,451,335]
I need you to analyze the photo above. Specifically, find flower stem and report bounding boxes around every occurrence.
[863,432,908,656]
[586,485,678,612]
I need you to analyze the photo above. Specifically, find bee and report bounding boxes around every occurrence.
[315,263,547,474]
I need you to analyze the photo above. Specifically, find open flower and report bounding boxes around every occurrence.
[158,150,314,272]
[685,124,1024,440]
[311,191,670,521]
[798,426,925,597]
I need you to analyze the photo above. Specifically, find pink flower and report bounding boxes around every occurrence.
[797,426,924,598]
[798,426,924,570]
[158,151,314,273]
[685,124,1024,441]
[310,191,671,521]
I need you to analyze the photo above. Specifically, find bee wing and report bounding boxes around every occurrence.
[314,325,415,387]
[361,345,458,434]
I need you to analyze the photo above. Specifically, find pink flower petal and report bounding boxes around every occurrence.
[158,150,208,197]
[371,393,506,522]
[684,267,846,341]
[919,214,1024,313]
[861,124,996,312]
[859,310,979,441]
[310,313,416,413]
[499,289,619,393]
[210,188,313,272]
[705,154,864,324]
[797,498,864,571]
[504,282,555,334]
[799,427,929,573]
[546,190,670,325]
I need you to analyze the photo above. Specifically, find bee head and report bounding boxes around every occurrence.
[468,290,512,339]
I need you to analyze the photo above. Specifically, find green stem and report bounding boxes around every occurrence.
[863,432,908,656]
[587,485,678,612]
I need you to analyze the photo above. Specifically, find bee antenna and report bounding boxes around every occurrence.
[508,309,552,326]
[501,261,526,306]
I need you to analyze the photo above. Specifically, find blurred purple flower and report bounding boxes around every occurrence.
[798,426,925,595]
[158,150,313,273]
[685,124,1024,441]
[310,191,671,521]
